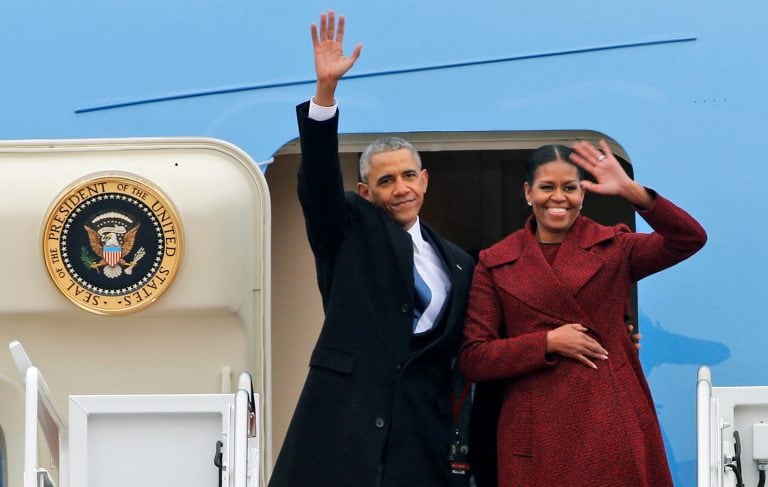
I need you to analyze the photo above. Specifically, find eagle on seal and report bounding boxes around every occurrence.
[84,224,141,278]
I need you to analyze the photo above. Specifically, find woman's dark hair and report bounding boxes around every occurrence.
[525,144,587,184]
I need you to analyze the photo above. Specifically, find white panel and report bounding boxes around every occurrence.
[88,413,220,486]
[69,394,233,487]
[698,367,768,487]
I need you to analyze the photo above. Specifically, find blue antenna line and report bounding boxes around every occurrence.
[75,36,696,114]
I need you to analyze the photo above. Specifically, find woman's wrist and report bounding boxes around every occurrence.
[621,181,653,210]
[545,330,555,353]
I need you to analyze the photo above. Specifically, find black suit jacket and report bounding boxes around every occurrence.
[269,102,474,487]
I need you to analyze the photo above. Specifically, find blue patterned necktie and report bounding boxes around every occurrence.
[413,264,432,332]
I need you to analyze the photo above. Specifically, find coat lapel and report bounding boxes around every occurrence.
[383,217,468,345]
[382,212,415,298]
[506,235,589,324]
[553,231,604,297]
[485,216,613,325]
[422,224,468,337]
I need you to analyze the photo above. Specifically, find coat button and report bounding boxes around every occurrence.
[395,363,402,370]
[401,304,409,313]
[375,417,385,428]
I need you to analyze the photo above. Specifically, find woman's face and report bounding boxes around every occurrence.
[524,159,584,243]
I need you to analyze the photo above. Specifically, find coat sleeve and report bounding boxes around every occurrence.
[622,190,707,282]
[459,259,553,382]
[296,101,351,256]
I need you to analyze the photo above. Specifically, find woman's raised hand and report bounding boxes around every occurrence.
[570,139,654,209]
[569,140,631,196]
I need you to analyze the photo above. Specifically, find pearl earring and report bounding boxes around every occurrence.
[527,201,532,206]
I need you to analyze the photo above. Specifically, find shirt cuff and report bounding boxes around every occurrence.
[308,97,338,121]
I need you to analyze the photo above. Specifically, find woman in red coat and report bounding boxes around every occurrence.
[460,140,706,486]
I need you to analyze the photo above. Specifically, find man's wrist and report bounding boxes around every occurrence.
[314,79,338,107]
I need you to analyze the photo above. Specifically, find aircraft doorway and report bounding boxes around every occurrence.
[266,131,637,462]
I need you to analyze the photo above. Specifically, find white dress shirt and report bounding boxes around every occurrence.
[308,97,338,121]
[407,218,451,334]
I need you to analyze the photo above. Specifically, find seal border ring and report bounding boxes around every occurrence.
[41,171,184,315]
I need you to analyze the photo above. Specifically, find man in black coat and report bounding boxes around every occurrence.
[268,11,475,487]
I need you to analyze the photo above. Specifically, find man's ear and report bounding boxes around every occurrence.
[356,182,371,201]
[421,169,429,193]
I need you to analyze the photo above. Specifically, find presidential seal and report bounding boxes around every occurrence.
[42,173,183,315]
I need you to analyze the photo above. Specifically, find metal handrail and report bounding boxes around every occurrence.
[697,366,712,487]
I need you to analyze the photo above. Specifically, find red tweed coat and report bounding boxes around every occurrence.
[460,193,706,487]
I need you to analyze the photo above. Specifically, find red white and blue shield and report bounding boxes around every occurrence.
[103,245,122,267]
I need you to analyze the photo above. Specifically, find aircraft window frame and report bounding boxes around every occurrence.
[275,129,629,161]
[266,129,642,460]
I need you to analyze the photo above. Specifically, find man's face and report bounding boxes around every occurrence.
[356,148,428,230]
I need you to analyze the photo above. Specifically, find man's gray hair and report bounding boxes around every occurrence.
[359,136,422,183]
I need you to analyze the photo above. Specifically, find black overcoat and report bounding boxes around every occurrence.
[268,102,474,487]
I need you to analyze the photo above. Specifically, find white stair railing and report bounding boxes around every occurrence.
[9,341,68,487]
